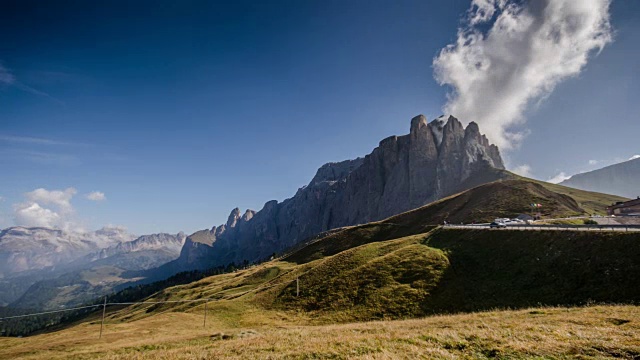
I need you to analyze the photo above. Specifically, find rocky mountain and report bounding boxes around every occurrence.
[0,229,185,308]
[87,232,186,264]
[163,114,506,274]
[0,226,134,278]
[560,158,640,198]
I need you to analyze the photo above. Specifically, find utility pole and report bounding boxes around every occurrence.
[296,277,299,297]
[99,296,107,339]
[203,301,208,328]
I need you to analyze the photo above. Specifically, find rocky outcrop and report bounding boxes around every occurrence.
[173,115,506,271]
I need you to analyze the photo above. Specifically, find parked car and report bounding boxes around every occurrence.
[490,222,507,228]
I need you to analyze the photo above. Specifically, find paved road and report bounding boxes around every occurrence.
[444,224,640,232]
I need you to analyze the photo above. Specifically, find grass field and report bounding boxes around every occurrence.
[1,305,638,359]
[3,227,640,359]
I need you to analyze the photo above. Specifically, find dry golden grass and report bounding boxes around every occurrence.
[1,305,638,359]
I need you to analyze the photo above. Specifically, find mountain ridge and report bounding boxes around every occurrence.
[0,229,186,308]
[162,114,507,275]
[560,158,640,198]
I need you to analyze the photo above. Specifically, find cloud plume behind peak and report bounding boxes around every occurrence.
[433,0,613,150]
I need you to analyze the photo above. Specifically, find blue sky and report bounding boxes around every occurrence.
[1,0,638,235]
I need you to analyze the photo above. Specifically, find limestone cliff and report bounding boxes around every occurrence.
[173,115,506,270]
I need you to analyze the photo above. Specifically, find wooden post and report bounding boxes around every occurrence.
[203,301,208,328]
[99,296,107,339]
[296,277,299,297]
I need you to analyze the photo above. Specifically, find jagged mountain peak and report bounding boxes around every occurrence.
[226,208,242,228]
[170,114,506,273]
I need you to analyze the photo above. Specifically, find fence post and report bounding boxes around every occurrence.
[99,296,106,339]
[203,301,208,328]
[296,277,299,297]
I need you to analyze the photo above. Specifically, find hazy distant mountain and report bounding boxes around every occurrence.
[151,114,507,278]
[0,228,185,308]
[560,158,640,198]
[86,232,186,265]
[10,232,187,310]
[0,226,134,277]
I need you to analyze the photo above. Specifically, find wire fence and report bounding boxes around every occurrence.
[0,276,301,338]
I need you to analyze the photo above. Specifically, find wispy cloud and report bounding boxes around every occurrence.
[629,155,640,161]
[0,149,81,166]
[0,134,74,146]
[0,62,64,105]
[433,0,613,150]
[0,64,15,85]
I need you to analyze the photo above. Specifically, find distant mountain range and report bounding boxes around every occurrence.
[560,158,640,198]
[0,227,185,308]
[145,114,507,280]
[0,226,134,278]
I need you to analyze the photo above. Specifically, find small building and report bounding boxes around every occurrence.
[516,214,534,222]
[607,197,640,216]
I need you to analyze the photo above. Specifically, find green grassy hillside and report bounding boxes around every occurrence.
[1,178,638,358]
[3,226,638,358]
[89,227,640,327]
[518,176,628,215]
[2,178,633,334]
[260,228,640,322]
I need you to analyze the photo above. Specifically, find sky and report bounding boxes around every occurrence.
[1,0,639,235]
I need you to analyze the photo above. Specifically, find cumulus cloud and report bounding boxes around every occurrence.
[433,0,613,149]
[629,155,640,161]
[547,172,571,184]
[25,187,77,213]
[86,191,106,201]
[13,187,78,230]
[14,202,62,228]
[511,164,533,178]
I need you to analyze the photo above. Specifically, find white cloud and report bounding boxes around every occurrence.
[629,155,640,161]
[13,202,61,228]
[25,187,76,213]
[433,0,613,150]
[588,160,599,165]
[86,191,106,201]
[511,164,533,178]
[12,187,79,230]
[547,172,571,184]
